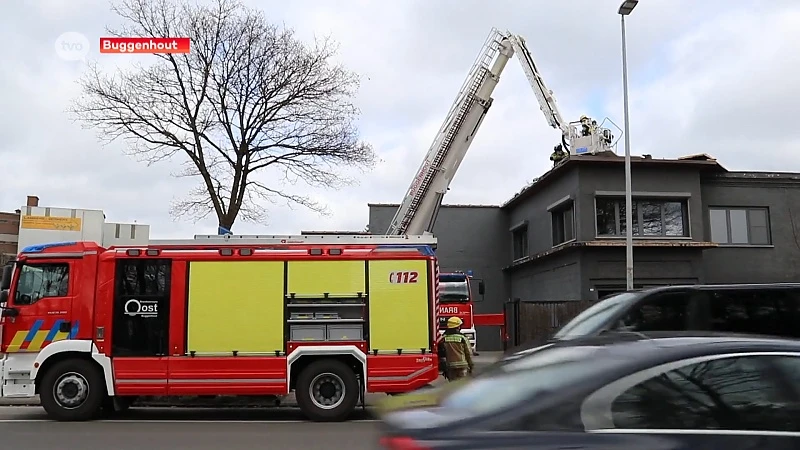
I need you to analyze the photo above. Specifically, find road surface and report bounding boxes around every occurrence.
[0,352,503,448]
[0,406,382,450]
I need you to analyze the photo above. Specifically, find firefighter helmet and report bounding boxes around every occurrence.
[446,316,463,329]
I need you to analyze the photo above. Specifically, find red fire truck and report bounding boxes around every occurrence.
[0,234,440,422]
[436,271,484,353]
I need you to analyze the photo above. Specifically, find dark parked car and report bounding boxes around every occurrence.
[378,332,800,449]
[552,283,800,342]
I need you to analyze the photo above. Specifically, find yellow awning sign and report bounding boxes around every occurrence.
[20,215,82,231]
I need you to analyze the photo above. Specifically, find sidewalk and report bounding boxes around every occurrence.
[0,352,505,407]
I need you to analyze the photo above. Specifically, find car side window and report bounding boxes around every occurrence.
[609,355,800,432]
[708,289,800,338]
[494,398,585,432]
[616,292,691,332]
[772,356,800,391]
[14,263,70,306]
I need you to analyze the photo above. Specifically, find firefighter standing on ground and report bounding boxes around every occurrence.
[438,317,474,381]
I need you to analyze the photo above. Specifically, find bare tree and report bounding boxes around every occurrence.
[70,0,376,230]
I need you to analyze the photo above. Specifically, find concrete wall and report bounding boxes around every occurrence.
[581,247,705,298]
[506,169,580,258]
[16,203,150,251]
[507,250,582,301]
[102,223,150,247]
[369,204,509,350]
[701,176,800,283]
[18,206,106,252]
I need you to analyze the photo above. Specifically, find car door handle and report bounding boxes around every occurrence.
[59,321,71,333]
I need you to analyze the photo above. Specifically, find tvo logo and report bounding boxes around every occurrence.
[54,32,90,62]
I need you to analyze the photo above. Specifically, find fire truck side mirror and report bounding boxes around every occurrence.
[0,264,12,291]
[478,281,485,296]
[0,290,7,304]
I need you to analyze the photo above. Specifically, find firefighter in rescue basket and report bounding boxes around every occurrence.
[437,316,474,381]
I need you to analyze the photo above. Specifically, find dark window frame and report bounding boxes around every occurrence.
[13,262,70,305]
[704,288,800,338]
[595,196,690,238]
[708,206,772,245]
[551,202,576,247]
[512,225,529,261]
[111,258,172,357]
[614,291,695,333]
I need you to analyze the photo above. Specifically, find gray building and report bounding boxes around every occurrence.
[368,152,800,350]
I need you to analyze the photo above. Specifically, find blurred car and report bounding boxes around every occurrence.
[498,283,800,362]
[378,332,800,450]
[551,283,800,343]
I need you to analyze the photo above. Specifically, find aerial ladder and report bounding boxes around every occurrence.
[386,28,619,237]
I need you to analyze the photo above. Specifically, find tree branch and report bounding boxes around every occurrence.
[70,0,375,229]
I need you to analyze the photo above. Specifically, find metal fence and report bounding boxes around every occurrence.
[504,299,596,350]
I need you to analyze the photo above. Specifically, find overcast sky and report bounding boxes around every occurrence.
[1,0,797,238]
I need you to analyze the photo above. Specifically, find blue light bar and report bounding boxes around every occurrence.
[20,241,78,254]
[376,245,435,256]
[466,270,474,276]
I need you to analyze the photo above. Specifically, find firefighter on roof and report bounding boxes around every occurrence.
[580,115,596,137]
[550,144,567,165]
[437,317,474,381]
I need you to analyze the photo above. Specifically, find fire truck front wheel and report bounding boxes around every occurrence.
[39,358,105,422]
[296,359,359,422]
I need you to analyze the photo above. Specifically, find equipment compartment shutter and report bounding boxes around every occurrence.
[186,261,284,355]
[368,259,431,352]
[287,261,366,297]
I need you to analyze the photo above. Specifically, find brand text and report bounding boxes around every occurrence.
[124,299,159,318]
[438,306,460,314]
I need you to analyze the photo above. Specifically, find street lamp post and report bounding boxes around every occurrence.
[619,0,638,291]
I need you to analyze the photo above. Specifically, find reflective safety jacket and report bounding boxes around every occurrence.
[440,332,474,371]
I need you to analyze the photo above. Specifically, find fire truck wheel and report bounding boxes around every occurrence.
[296,359,359,422]
[40,358,105,422]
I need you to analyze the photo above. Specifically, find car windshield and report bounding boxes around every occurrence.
[437,345,615,418]
[552,292,639,340]
[439,281,470,302]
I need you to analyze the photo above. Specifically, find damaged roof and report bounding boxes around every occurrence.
[501,151,728,209]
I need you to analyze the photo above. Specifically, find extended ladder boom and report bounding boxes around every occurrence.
[386,29,514,236]
[386,28,618,237]
[505,34,617,156]
[505,34,569,140]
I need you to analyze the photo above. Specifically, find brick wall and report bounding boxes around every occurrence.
[0,210,19,259]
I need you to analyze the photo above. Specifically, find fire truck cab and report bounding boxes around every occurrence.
[437,271,484,353]
[0,234,440,422]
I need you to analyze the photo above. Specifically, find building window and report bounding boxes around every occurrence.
[709,207,771,245]
[595,197,689,237]
[551,203,575,246]
[512,225,529,260]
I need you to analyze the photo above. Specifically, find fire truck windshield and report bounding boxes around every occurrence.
[439,281,470,303]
